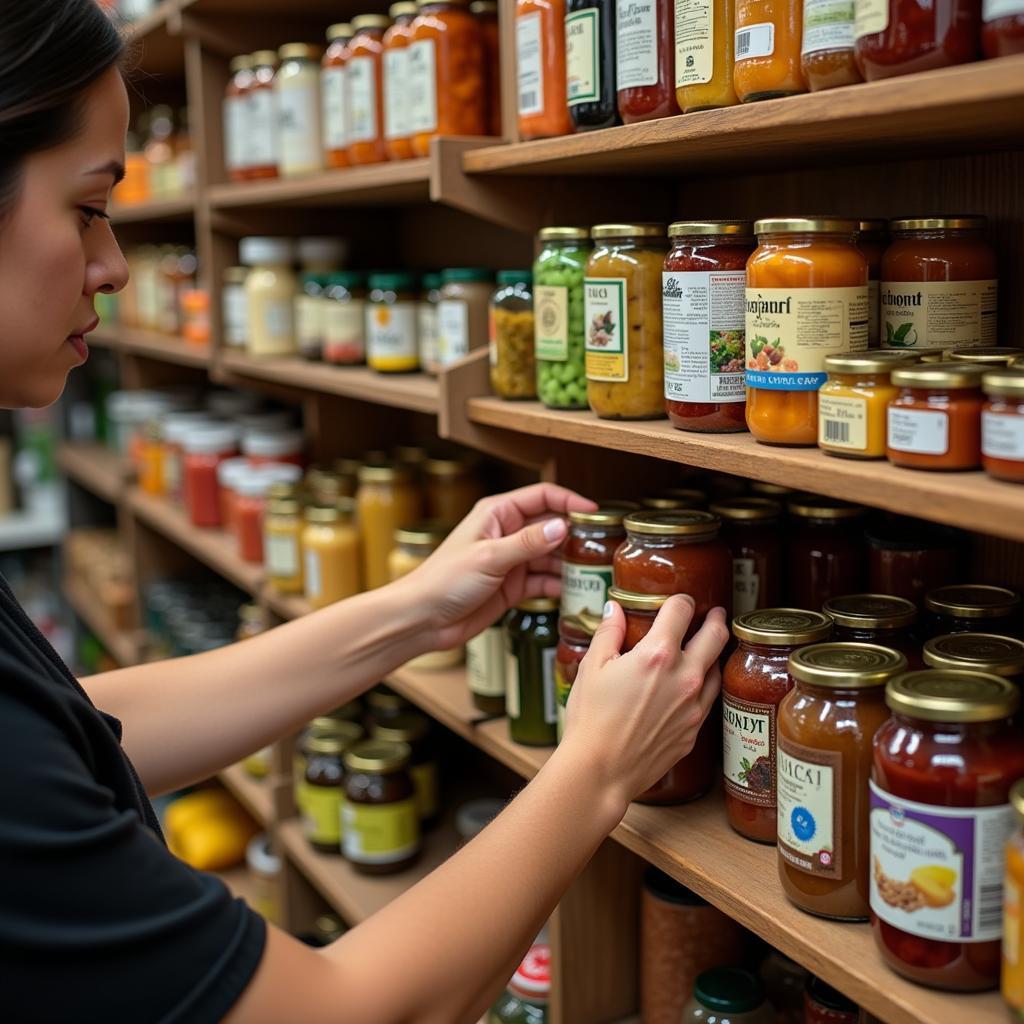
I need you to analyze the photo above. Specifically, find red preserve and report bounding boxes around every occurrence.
[183,424,240,528]
[982,0,1024,55]
[615,0,680,123]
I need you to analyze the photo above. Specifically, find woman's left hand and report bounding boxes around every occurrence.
[401,483,596,649]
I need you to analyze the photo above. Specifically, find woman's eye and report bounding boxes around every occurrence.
[79,205,110,227]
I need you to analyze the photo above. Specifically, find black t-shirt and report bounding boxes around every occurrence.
[0,577,266,1022]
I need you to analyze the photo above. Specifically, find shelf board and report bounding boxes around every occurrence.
[57,443,133,504]
[110,194,195,225]
[218,762,276,828]
[468,397,1024,543]
[62,576,140,667]
[464,56,1024,178]
[123,0,186,77]
[91,325,211,368]
[219,350,440,415]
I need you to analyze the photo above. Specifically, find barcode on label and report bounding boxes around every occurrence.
[736,31,751,55]
[735,22,775,59]
[520,90,537,110]
[979,883,1004,931]
[823,420,850,443]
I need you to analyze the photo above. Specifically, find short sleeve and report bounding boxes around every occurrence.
[0,661,267,1023]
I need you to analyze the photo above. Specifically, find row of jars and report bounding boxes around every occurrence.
[513,0,1023,139]
[117,105,195,206]
[222,1,501,182]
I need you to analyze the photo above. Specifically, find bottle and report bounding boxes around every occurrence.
[566,0,619,130]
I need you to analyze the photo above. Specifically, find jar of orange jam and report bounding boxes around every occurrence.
[746,218,869,446]
[734,0,807,102]
[801,0,862,92]
[1005,780,1024,1016]
[982,369,1024,484]
[675,0,740,112]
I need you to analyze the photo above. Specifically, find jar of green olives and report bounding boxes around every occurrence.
[534,227,591,410]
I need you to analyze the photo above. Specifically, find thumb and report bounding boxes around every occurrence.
[486,516,568,574]
[586,600,626,667]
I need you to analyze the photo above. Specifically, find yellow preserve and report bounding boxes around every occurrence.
[301,499,361,609]
[357,463,423,590]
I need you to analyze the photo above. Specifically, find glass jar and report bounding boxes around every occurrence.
[438,268,495,367]
[424,456,484,521]
[240,236,298,358]
[138,421,165,497]
[357,463,423,590]
[822,593,921,667]
[674,0,740,111]
[586,223,667,420]
[803,976,859,1024]
[983,368,1024,483]
[301,501,361,609]
[410,0,486,156]
[561,506,631,617]
[856,218,887,348]
[321,272,367,366]
[366,684,413,727]
[778,642,907,920]
[887,363,985,470]
[923,632,1024,681]
[234,470,281,564]
[342,740,421,874]
[490,943,550,1023]
[681,968,774,1024]
[322,23,354,168]
[786,497,867,609]
[854,0,981,80]
[881,216,997,353]
[723,609,834,843]
[224,55,253,182]
[383,3,418,161]
[925,584,1022,639]
[554,615,594,741]
[534,227,591,410]
[746,218,869,446]
[275,44,324,177]
[471,0,502,135]
[347,15,389,165]
[248,51,279,180]
[302,731,349,853]
[734,0,807,101]
[663,221,755,433]
[467,618,507,714]
[984,0,1024,54]
[865,517,962,605]
[506,599,560,746]
[418,273,443,374]
[1005,780,1024,1014]
[183,424,241,529]
[372,711,439,827]
[709,497,783,614]
[264,495,305,594]
[367,272,419,373]
[222,266,249,348]
[565,0,619,129]
[490,270,536,400]
[617,0,679,122]
[515,0,574,139]
[871,670,1024,989]
[801,0,862,91]
[950,346,1024,367]
[295,272,327,361]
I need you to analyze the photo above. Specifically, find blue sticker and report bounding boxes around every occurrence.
[791,806,816,843]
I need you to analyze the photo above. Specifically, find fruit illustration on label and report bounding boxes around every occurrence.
[738,755,771,792]
[749,335,799,372]
[874,858,956,912]
[589,310,615,347]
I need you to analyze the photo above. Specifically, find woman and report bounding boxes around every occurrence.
[0,3,728,1022]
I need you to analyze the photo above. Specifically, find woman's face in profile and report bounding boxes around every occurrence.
[0,67,130,409]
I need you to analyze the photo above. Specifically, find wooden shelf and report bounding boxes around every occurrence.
[62,576,140,667]
[91,325,211,368]
[123,0,186,77]
[218,762,276,828]
[57,443,132,504]
[464,56,1024,178]
[110,194,195,225]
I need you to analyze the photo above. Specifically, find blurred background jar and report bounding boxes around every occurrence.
[491,271,536,400]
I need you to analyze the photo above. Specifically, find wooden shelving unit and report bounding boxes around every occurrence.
[110,194,196,225]
[218,762,276,829]
[57,443,133,504]
[91,325,211,368]
[62,576,140,668]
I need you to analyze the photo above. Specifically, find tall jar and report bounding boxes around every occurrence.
[383,3,418,161]
[746,218,869,446]
[566,0,619,129]
[356,463,423,589]
[347,15,390,165]
[471,1,502,135]
[561,506,631,618]
[674,0,739,111]
[367,272,419,373]
[616,0,680,122]
[224,55,253,182]
[302,731,349,853]
[801,0,862,91]
[857,218,887,348]
[467,617,507,715]
[723,609,834,843]
[506,599,560,746]
[734,0,807,101]
[302,501,361,609]
[491,271,536,399]
[777,642,907,920]
[663,220,754,433]
[240,236,298,358]
[554,615,595,741]
[515,0,574,139]
[424,457,484,520]
[247,51,280,180]
[787,496,867,609]
[822,593,921,667]
[322,23,354,168]
[295,272,328,361]
[323,272,367,366]
[1005,781,1024,1014]
[924,584,1022,639]
[871,671,1024,990]
[275,44,324,178]
[534,227,591,410]
[982,369,1024,483]
[709,497,783,614]
[586,223,667,420]
[438,268,495,367]
[222,266,249,348]
[264,495,305,594]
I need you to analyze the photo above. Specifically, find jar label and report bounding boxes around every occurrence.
[566,8,601,107]
[467,626,506,697]
[304,548,322,600]
[869,781,1013,943]
[407,40,438,134]
[383,47,411,140]
[777,739,842,878]
[663,270,746,404]
[505,649,521,718]
[347,56,378,143]
[983,410,1024,461]
[881,280,997,350]
[516,11,545,115]
[223,284,248,347]
[802,0,856,56]
[542,646,558,724]
[735,22,775,60]
[535,285,570,362]
[616,0,659,90]
[247,89,277,166]
[417,303,439,367]
[303,784,342,845]
[887,407,949,456]
[266,533,300,577]
[223,95,248,172]
[295,295,324,355]
[322,65,348,151]
[818,393,868,451]
[985,0,1024,19]
[277,82,321,173]
[732,557,759,615]
[368,301,418,363]
[342,799,420,864]
[561,560,613,618]
[410,761,439,820]
[324,299,365,364]
[584,277,629,382]
[745,286,869,390]
[438,299,469,366]
[259,297,295,344]
[675,0,714,87]
[868,278,879,347]
[723,695,776,807]
[854,0,889,39]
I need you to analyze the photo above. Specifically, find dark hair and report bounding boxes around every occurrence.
[0,0,125,214]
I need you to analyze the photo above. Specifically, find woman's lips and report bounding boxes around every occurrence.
[67,335,89,361]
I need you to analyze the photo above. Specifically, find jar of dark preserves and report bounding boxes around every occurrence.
[709,497,783,614]
[365,683,413,726]
[303,732,350,854]
[295,715,363,827]
[371,711,439,828]
[923,632,1024,682]
[555,614,595,741]
[924,584,1022,638]
[507,599,560,746]
[787,497,867,609]
[865,517,962,606]
[822,593,921,668]
[561,507,631,618]
[803,976,859,1024]
[566,0,618,129]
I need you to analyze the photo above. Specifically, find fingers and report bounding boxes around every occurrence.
[584,600,625,667]
[515,573,562,602]
[682,606,731,675]
[485,518,569,576]
[490,483,596,529]
[640,594,696,652]
[696,662,722,719]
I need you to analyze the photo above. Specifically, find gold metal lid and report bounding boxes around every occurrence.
[824,352,919,374]
[389,2,419,16]
[357,462,414,483]
[561,614,597,639]
[641,487,706,509]
[268,480,298,500]
[568,507,632,526]
[317,701,363,725]
[787,496,865,520]
[949,347,1024,365]
[885,670,1018,722]
[538,227,591,242]
[925,584,1021,619]
[372,711,430,743]
[306,731,358,757]
[891,216,987,232]
[352,14,392,30]
[366,685,408,712]
[754,217,859,235]
[732,609,833,646]
[641,497,698,511]
[668,220,754,237]
[1012,779,1024,823]
[823,594,918,630]
[307,719,364,744]
[267,497,301,517]
[251,50,280,66]
[326,23,354,41]
[230,55,254,72]
[343,740,412,774]
[709,497,782,521]
[278,43,323,60]
[890,363,988,390]
[607,587,668,611]
[590,223,665,239]
[788,643,907,689]
[304,501,355,524]
[424,456,474,478]
[749,481,793,497]
[515,598,559,613]
[395,521,450,547]
[982,369,1024,398]
[623,510,721,537]
[914,348,946,363]
[923,633,1024,677]
[857,218,887,234]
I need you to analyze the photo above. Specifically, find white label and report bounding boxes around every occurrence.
[983,411,1024,461]
[735,22,775,59]
[266,533,300,576]
[254,298,294,343]
[617,0,659,89]
[347,57,378,143]
[248,89,277,166]
[818,393,868,451]
[566,8,601,106]
[383,48,410,140]
[984,0,1024,19]
[223,284,248,347]
[723,695,775,806]
[505,649,521,718]
[777,740,841,878]
[295,294,324,354]
[732,557,759,615]
[322,65,348,151]
[367,302,417,361]
[224,96,248,172]
[888,407,949,456]
[304,549,322,599]
[584,278,629,382]
[277,81,321,173]
[542,647,558,724]
[324,300,365,363]
[438,299,469,365]
[561,561,613,618]
[407,40,438,134]
[516,11,545,115]
[675,0,714,86]
[802,0,856,55]
[467,626,507,698]
[663,270,746,404]
[855,0,889,38]
[535,286,570,362]
[418,302,439,367]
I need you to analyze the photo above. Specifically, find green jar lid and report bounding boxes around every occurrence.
[325,271,365,289]
[368,271,417,291]
[300,271,328,288]
[443,267,494,284]
[421,272,442,290]
[497,269,532,287]
[693,967,765,1014]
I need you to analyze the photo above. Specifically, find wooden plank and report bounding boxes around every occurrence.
[56,444,133,504]
[218,762,276,828]
[109,195,195,225]
[62,576,140,668]
[92,325,211,368]
[124,0,187,76]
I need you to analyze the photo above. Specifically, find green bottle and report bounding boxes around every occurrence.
[506,600,560,746]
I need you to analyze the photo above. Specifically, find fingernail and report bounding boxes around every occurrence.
[603,601,613,619]
[543,518,567,542]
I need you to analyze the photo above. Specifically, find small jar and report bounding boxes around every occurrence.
[302,501,361,609]
[561,506,631,618]
[302,731,355,854]
[801,0,862,92]
[467,617,507,715]
[323,272,367,366]
[857,218,887,348]
[554,615,595,741]
[342,740,421,874]
[586,223,667,420]
[675,0,739,112]
[438,268,494,367]
[778,642,907,920]
[984,0,1024,55]
[709,497,783,614]
[372,711,440,827]
[357,463,423,590]
[1005,780,1024,1014]
[923,632,1024,681]
[663,220,755,433]
[490,270,535,400]
[240,236,297,358]
[506,599,560,747]
[982,369,1024,483]
[471,0,501,135]
[423,456,483,522]
[382,3,418,161]
[925,584,1022,639]
[822,593,921,667]
[367,272,419,373]
[224,55,254,182]
[723,609,833,843]
[950,346,1024,367]
[264,495,305,594]
[216,457,250,531]
[245,834,282,925]
[295,272,328,361]
[681,968,774,1024]
[247,51,280,179]
[365,684,412,727]
[222,266,249,348]
[887,363,985,470]
[275,44,324,178]
[803,976,859,1024]
[347,15,390,165]
[322,23,354,168]
[182,289,210,346]
[616,0,679,123]
[786,497,867,610]
[865,517,963,605]
[418,272,443,374]
[138,421,165,497]
[871,671,1024,990]
[565,0,619,130]
[233,470,276,564]
[734,0,807,102]
[183,424,241,529]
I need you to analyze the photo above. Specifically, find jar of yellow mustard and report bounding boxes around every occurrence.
[302,499,362,609]
[367,272,419,374]
[357,463,423,590]
[264,495,304,594]
[818,352,918,459]
[424,456,485,522]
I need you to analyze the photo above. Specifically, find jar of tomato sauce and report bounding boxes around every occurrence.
[865,517,963,606]
[984,0,1024,54]
[554,614,595,741]
[663,220,754,433]
[723,609,833,843]
[822,593,921,667]
[709,497,783,614]
[925,584,1022,639]
[616,0,679,123]
[183,424,241,529]
[561,506,631,618]
[871,670,1024,990]
[787,496,867,610]
[982,369,1024,483]
[923,632,1024,682]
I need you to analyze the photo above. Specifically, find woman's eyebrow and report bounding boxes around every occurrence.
[83,160,126,185]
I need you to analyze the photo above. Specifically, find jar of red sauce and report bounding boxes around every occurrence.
[787,497,867,610]
[870,670,1024,990]
[615,0,679,123]
[822,593,922,668]
[803,976,859,1024]
[183,424,240,529]
[709,497,783,615]
[561,507,630,619]
[217,457,250,534]
[242,428,305,467]
[982,369,1024,483]
[663,221,754,433]
[608,587,718,805]
[723,609,833,843]
[983,0,1024,55]
[923,632,1024,682]
[865,516,963,606]
[554,614,596,741]
[925,584,1022,639]
[234,471,273,564]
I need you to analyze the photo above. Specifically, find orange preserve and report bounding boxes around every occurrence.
[1005,780,1024,1014]
[674,0,739,111]
[471,1,502,135]
[734,0,807,102]
[515,0,574,138]
[347,15,390,165]
[982,369,1024,484]
[383,4,418,161]
[801,0,862,91]
[410,0,486,156]
[746,218,869,446]
[322,24,354,169]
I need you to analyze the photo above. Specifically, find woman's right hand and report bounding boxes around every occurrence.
[561,595,729,813]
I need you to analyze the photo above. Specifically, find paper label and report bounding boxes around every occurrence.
[417,302,439,367]
[777,739,842,878]
[322,65,347,151]
[881,280,998,351]
[303,784,342,845]
[675,0,714,86]
[732,557,759,615]
[347,56,378,143]
[342,799,419,864]
[663,270,746,403]
[984,0,1024,18]
[266,533,300,577]
[983,411,1024,461]
[561,561,613,618]
[410,762,439,820]
[535,285,570,361]
[261,298,294,343]
[723,695,776,806]
[617,0,659,89]
[517,11,545,115]
[247,89,277,166]
[505,648,521,718]
[295,295,324,355]
[224,96,247,171]
[566,8,601,106]
[870,781,1013,942]
[735,21,775,60]
[542,647,558,724]
[802,0,856,55]
[467,626,507,697]
[223,284,248,347]
[855,0,889,38]
[367,301,417,361]
[888,407,949,456]
[819,393,868,451]
[585,277,629,382]
[383,48,410,140]
[868,278,880,346]
[407,40,438,134]
[324,300,365,363]
[304,548,322,600]
[745,286,869,390]
[437,299,469,365]
[277,81,321,171]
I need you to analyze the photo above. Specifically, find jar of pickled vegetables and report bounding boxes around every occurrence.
[490,271,536,400]
[734,0,808,101]
[801,0,862,91]
[746,218,869,446]
[585,223,667,420]
[534,227,591,410]
[506,599,560,746]
[674,0,740,111]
